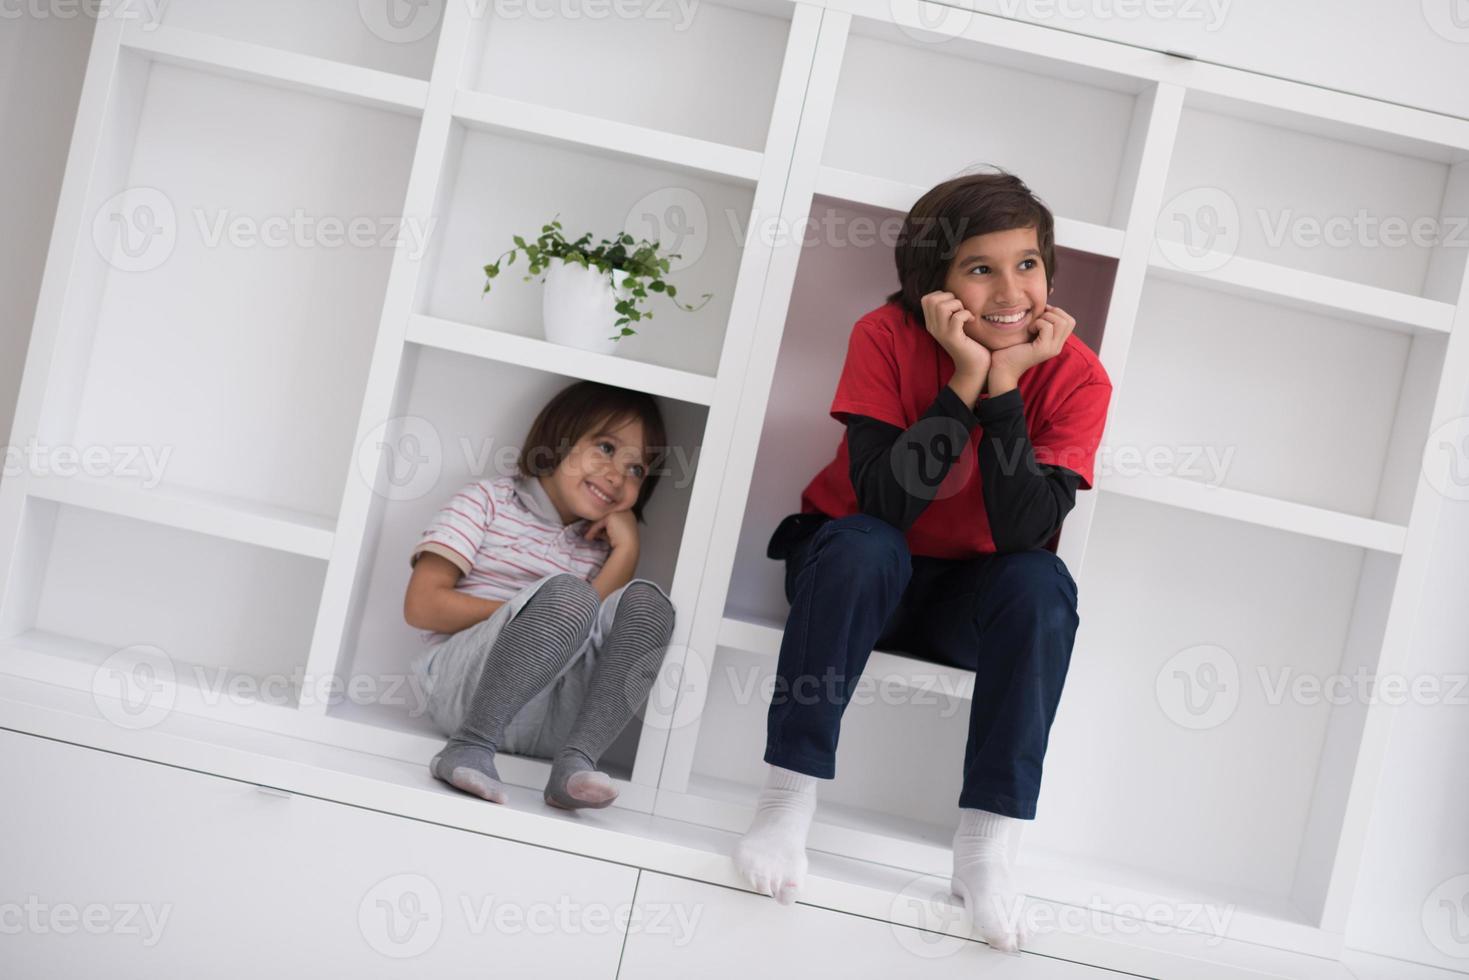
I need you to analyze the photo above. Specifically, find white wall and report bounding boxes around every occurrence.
[0,3,1465,971]
[0,11,94,451]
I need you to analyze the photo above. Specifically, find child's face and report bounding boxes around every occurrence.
[543,416,649,524]
[941,226,1050,352]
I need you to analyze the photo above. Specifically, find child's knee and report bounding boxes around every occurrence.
[537,573,601,630]
[619,581,675,638]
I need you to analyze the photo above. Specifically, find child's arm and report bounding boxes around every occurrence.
[587,510,639,601]
[403,552,506,634]
[972,389,1086,552]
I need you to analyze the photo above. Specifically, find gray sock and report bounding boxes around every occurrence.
[544,582,675,809]
[430,574,599,803]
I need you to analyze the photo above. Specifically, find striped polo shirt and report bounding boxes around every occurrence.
[410,473,613,646]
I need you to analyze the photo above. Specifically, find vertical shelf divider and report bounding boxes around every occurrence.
[296,5,475,712]
[653,8,853,797]
[628,2,827,788]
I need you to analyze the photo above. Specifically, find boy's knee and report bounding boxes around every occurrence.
[812,514,911,579]
[990,551,1078,626]
[619,581,676,637]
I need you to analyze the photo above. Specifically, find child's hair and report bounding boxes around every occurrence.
[516,380,669,522]
[884,167,1057,324]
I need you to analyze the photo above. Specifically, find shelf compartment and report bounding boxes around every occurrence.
[461,0,795,154]
[417,122,752,378]
[0,498,325,714]
[26,474,335,560]
[1105,275,1446,526]
[718,614,976,702]
[452,91,763,184]
[119,22,430,114]
[407,314,718,406]
[820,16,1153,230]
[1157,91,1469,304]
[815,166,1127,258]
[56,53,417,524]
[1147,243,1457,337]
[1096,472,1407,554]
[319,345,707,772]
[141,0,441,81]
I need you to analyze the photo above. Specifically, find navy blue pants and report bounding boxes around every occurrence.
[764,513,1079,819]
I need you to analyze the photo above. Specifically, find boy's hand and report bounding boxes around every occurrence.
[584,509,639,553]
[921,290,991,380]
[988,304,1074,387]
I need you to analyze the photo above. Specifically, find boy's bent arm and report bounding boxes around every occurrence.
[403,552,506,634]
[847,385,982,532]
[974,388,1083,552]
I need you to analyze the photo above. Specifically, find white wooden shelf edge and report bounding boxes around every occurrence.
[119,22,431,114]
[1098,471,1408,554]
[406,314,719,405]
[24,473,336,560]
[452,89,765,183]
[814,165,1127,258]
[716,614,977,701]
[1148,242,1457,336]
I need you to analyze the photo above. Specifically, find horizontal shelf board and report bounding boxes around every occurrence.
[716,614,976,701]
[1097,472,1408,554]
[26,475,336,560]
[0,629,299,710]
[406,314,719,406]
[1148,243,1457,336]
[452,90,764,184]
[814,166,1126,258]
[664,772,1331,952]
[120,23,430,114]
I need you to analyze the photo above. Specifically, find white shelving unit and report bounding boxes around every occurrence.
[2,0,1466,970]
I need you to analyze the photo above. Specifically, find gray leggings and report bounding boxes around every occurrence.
[414,573,675,760]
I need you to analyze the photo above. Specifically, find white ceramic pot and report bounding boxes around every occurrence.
[541,256,635,356]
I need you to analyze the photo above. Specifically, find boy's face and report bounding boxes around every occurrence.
[941,226,1051,352]
[542,416,648,524]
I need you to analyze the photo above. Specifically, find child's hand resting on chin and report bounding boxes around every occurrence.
[921,290,992,381]
[584,509,639,553]
[987,304,1075,385]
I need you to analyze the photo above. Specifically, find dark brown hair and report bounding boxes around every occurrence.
[884,168,1057,324]
[517,381,669,522]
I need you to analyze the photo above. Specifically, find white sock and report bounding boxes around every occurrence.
[950,808,1028,953]
[732,764,818,905]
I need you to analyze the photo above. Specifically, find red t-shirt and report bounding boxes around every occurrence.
[799,301,1112,559]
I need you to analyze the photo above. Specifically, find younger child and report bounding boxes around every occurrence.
[734,170,1112,952]
[405,381,676,810]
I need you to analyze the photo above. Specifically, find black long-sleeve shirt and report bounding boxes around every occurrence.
[845,385,1081,553]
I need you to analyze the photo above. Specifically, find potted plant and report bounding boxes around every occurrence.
[483,216,712,356]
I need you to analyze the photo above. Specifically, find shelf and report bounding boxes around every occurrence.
[1148,242,1457,336]
[406,314,719,406]
[815,166,1127,258]
[1097,472,1408,554]
[120,22,430,114]
[717,615,976,702]
[26,474,336,560]
[0,629,299,711]
[452,91,765,185]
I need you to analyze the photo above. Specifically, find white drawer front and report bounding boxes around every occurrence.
[0,730,636,978]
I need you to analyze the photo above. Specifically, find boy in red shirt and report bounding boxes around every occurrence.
[732,171,1112,953]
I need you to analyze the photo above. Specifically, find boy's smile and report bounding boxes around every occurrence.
[942,226,1052,352]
